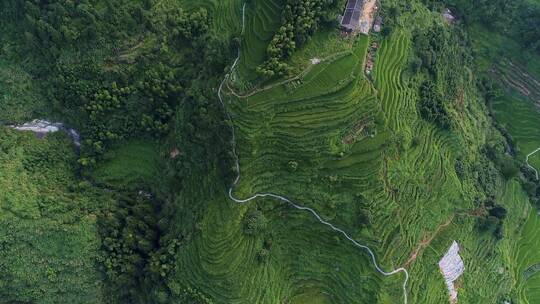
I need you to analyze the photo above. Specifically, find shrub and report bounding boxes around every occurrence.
[287,160,298,172]
[243,210,267,236]
[418,81,450,128]
[257,248,270,263]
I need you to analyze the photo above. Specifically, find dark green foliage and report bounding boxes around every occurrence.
[520,166,540,210]
[0,218,103,303]
[176,287,214,304]
[497,156,520,179]
[381,24,394,37]
[168,85,236,182]
[474,157,500,196]
[379,3,403,37]
[455,157,465,179]
[98,194,160,301]
[287,160,299,172]
[477,197,508,240]
[477,215,503,239]
[257,0,342,77]
[484,144,520,180]
[477,75,503,105]
[0,128,109,303]
[94,161,183,303]
[418,80,450,128]
[243,209,268,236]
[442,0,540,54]
[489,205,507,220]
[2,1,238,302]
[148,238,181,279]
[257,248,270,263]
[3,1,233,176]
[477,200,507,240]
[412,22,470,129]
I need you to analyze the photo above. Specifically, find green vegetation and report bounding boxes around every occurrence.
[0,128,106,303]
[91,140,162,189]
[1,0,540,303]
[424,0,540,53]
[1,0,235,302]
[440,0,540,302]
[514,207,540,303]
[257,0,343,77]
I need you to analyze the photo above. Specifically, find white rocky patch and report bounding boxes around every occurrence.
[310,58,321,65]
[443,8,456,23]
[10,119,81,147]
[439,241,464,304]
[12,119,62,133]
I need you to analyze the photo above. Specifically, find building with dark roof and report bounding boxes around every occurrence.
[340,0,363,32]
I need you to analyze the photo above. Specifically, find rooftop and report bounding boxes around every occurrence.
[341,0,363,31]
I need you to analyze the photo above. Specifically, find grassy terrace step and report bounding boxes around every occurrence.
[492,92,540,168]
[172,190,386,303]
[505,181,540,304]
[169,1,536,302]
[180,0,243,39]
[236,0,283,85]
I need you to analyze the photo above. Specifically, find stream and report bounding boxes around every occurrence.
[8,119,81,147]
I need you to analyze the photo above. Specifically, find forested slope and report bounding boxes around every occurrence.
[1,0,236,302]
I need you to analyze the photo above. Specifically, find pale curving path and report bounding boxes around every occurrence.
[526,147,540,180]
[226,50,352,99]
[217,3,409,303]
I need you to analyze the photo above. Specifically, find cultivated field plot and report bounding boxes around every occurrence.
[216,26,516,303]
[235,0,283,86]
[471,24,540,304]
[515,208,540,304]
[470,25,540,168]
[180,0,245,39]
[492,93,540,169]
[489,56,540,170]
[170,1,535,303]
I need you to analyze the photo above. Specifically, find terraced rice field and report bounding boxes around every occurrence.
[180,0,244,39]
[209,32,412,302]
[217,26,510,302]
[491,60,540,105]
[477,28,540,301]
[472,25,540,168]
[367,30,511,303]
[235,0,283,86]
[169,2,536,302]
[499,178,540,304]
[489,59,540,303]
[173,189,388,303]
[492,85,540,170]
[514,208,540,303]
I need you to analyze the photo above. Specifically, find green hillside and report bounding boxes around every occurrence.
[466,21,540,304]
[0,0,539,303]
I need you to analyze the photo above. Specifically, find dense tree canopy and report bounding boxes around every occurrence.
[0,0,236,302]
[257,0,342,77]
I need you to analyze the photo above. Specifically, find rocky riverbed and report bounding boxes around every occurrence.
[9,119,81,147]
